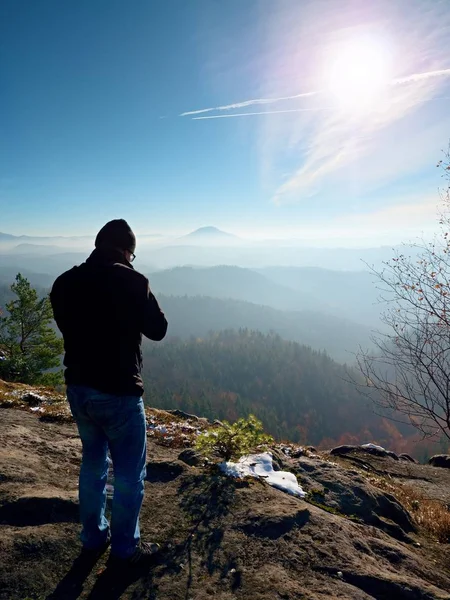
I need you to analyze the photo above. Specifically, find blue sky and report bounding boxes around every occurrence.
[1,0,450,244]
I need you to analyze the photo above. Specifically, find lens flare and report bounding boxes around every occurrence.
[327,35,392,111]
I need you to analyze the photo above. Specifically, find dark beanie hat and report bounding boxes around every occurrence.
[95,219,136,253]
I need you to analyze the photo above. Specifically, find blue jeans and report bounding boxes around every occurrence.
[67,385,147,558]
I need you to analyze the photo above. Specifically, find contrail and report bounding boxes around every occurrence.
[393,68,450,85]
[181,91,319,117]
[193,107,332,120]
[181,67,450,119]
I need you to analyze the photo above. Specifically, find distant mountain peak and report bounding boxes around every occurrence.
[184,226,237,239]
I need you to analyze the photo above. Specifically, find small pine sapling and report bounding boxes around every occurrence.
[195,414,274,461]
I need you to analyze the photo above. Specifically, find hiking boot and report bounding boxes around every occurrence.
[80,534,111,561]
[108,541,160,568]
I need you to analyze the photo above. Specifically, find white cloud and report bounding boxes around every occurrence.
[285,196,443,247]
[273,73,449,203]
[339,196,440,230]
[180,1,450,208]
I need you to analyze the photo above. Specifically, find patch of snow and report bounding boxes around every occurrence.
[149,424,168,434]
[220,452,306,498]
[30,406,44,412]
[361,443,386,452]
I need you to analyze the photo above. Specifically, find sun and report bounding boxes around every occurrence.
[326,35,392,111]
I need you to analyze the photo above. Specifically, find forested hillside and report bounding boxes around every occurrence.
[0,283,13,308]
[142,330,412,450]
[159,295,373,362]
[0,271,375,362]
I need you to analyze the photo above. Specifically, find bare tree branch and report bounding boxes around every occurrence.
[356,150,450,442]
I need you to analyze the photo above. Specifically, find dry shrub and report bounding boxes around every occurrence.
[145,407,185,425]
[369,475,450,543]
[39,402,72,422]
[0,379,70,421]
[150,429,192,448]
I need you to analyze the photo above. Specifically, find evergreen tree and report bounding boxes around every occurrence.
[195,415,274,461]
[0,274,63,385]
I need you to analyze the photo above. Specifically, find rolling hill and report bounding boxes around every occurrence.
[149,266,323,312]
[148,265,383,328]
[159,295,374,363]
[258,266,382,326]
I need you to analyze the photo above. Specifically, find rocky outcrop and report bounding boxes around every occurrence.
[429,455,450,469]
[330,444,399,460]
[399,453,418,463]
[291,456,415,541]
[1,407,450,600]
[178,448,204,467]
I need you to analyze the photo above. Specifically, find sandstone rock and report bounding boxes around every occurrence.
[145,459,185,483]
[429,455,450,469]
[291,447,308,458]
[1,406,450,600]
[165,409,209,426]
[178,448,203,467]
[270,448,290,471]
[398,453,418,463]
[239,505,310,539]
[330,444,358,456]
[293,456,415,541]
[330,444,399,460]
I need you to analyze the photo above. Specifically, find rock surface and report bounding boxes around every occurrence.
[291,456,415,541]
[399,453,418,463]
[0,407,450,599]
[429,455,450,469]
[331,444,399,460]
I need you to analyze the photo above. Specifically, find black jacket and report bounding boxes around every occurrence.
[50,248,167,396]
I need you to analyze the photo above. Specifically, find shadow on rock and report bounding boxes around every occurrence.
[48,549,162,600]
[157,473,239,599]
[240,508,310,539]
[46,552,104,600]
[86,564,156,600]
[0,496,78,526]
[145,460,185,483]
[178,473,237,572]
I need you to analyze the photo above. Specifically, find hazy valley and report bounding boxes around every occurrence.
[0,226,443,460]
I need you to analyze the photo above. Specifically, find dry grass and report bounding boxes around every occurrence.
[368,474,450,543]
[0,380,208,447]
[0,378,70,420]
[146,407,210,448]
[38,402,72,422]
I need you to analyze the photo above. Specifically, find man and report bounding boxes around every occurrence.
[50,219,167,567]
